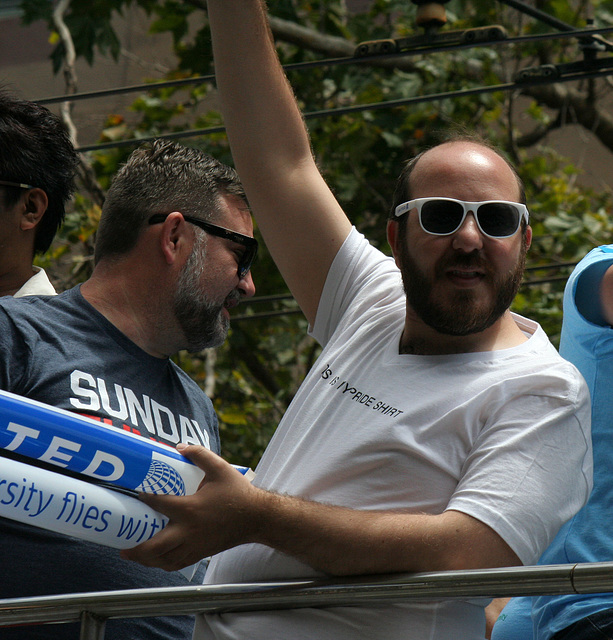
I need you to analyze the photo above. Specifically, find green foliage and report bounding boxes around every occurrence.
[21,0,126,71]
[31,0,613,466]
[512,150,613,344]
[36,194,100,287]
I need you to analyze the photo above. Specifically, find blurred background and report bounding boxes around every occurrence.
[1,0,612,466]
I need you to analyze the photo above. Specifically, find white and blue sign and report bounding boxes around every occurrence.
[0,454,168,549]
[0,389,209,496]
[0,390,250,554]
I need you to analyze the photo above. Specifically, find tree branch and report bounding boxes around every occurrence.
[52,0,78,145]
[52,0,105,208]
[521,82,613,153]
[514,110,564,148]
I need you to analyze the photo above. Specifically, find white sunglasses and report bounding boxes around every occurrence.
[394,197,529,239]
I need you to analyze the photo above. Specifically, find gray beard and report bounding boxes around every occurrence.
[173,236,230,353]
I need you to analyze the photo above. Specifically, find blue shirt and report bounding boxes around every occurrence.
[492,246,613,640]
[533,245,613,637]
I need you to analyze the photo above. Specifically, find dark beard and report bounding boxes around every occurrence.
[397,236,527,337]
[173,238,230,353]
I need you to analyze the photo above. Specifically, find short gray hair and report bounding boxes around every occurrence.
[94,139,246,263]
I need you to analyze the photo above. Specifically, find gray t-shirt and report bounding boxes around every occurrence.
[0,285,219,639]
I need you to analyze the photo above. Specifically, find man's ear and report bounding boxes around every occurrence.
[158,212,188,265]
[525,225,532,250]
[20,188,48,231]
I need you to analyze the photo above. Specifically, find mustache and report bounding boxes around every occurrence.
[437,251,490,274]
[224,290,242,307]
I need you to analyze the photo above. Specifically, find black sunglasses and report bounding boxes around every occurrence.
[0,179,36,190]
[148,213,258,279]
[394,197,529,239]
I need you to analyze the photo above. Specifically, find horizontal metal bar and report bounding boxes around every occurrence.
[2,562,613,629]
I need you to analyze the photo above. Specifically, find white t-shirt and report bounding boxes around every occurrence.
[197,229,592,640]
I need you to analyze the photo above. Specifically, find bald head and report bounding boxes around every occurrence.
[391,139,525,218]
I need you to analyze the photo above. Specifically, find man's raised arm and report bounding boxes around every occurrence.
[206,0,352,325]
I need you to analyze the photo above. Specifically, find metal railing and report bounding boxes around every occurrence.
[2,562,613,639]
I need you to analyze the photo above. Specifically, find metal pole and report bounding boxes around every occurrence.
[1,562,613,631]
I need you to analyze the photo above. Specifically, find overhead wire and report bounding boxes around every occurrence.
[51,23,613,153]
[74,63,613,153]
[35,25,613,110]
[497,0,603,37]
[34,14,608,321]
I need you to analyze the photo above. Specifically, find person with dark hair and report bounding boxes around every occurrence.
[122,4,592,639]
[0,138,256,639]
[0,89,78,296]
